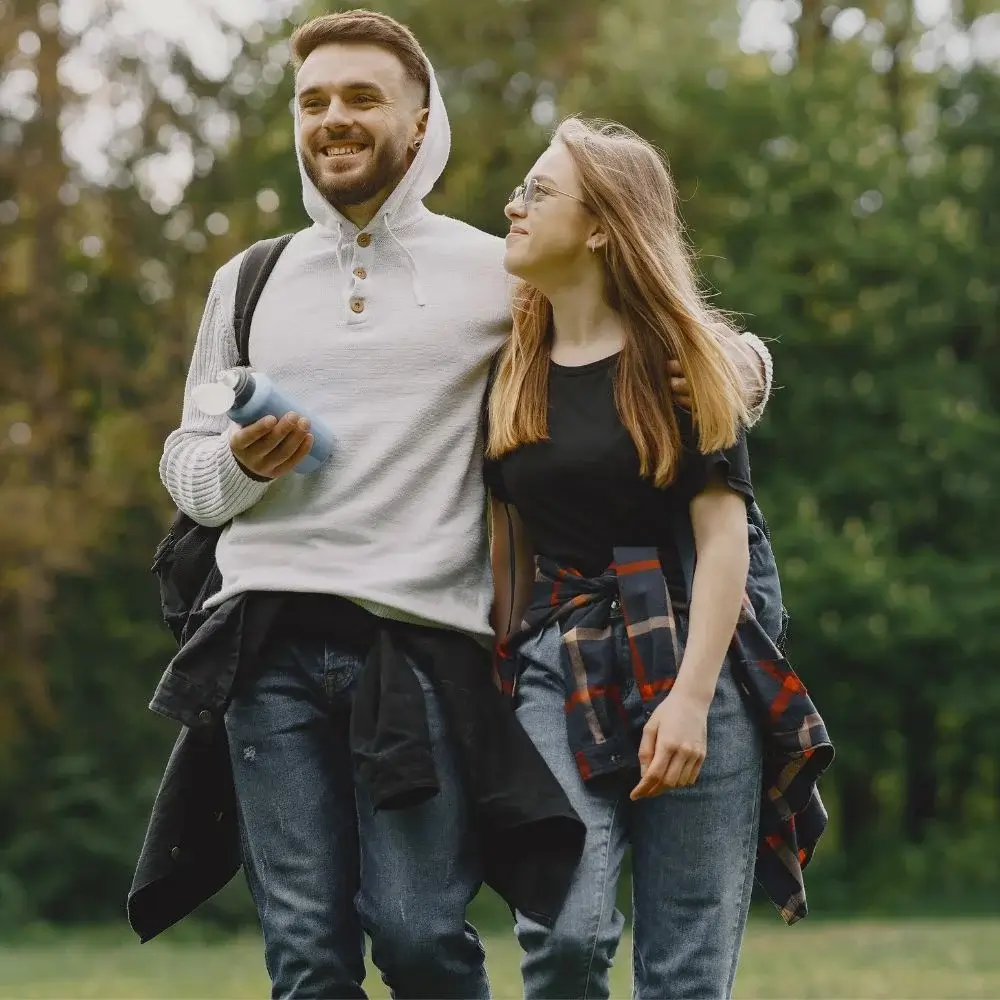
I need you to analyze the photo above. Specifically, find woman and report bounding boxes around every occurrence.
[486,118,832,999]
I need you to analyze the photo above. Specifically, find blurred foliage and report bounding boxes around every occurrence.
[0,0,997,928]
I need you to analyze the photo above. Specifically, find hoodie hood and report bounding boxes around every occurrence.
[293,54,451,236]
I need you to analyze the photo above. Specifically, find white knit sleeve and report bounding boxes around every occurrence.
[159,275,271,527]
[741,331,773,427]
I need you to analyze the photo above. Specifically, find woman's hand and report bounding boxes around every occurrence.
[630,689,710,800]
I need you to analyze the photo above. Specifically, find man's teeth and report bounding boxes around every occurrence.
[323,146,365,157]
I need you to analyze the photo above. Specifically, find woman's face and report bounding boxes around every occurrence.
[503,142,596,289]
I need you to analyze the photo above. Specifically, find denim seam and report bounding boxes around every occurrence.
[582,793,622,999]
[724,741,764,998]
[233,796,275,978]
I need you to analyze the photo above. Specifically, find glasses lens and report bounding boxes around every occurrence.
[508,185,524,205]
[524,177,537,203]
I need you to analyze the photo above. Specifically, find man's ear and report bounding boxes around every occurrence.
[413,107,429,150]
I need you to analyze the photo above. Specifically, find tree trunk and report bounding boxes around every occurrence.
[1,2,72,726]
[796,0,831,68]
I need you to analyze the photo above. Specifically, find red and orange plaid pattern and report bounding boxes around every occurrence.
[497,545,834,926]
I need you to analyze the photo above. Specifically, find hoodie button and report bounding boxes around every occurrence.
[353,267,367,279]
[350,299,365,314]
[356,233,371,248]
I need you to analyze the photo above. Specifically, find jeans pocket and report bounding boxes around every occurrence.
[232,635,327,704]
[324,646,364,698]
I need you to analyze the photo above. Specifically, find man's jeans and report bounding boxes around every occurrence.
[513,623,763,1000]
[224,634,490,1000]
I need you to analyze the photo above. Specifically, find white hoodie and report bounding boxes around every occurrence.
[160,63,510,637]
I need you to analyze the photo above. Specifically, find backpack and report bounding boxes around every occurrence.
[151,234,293,646]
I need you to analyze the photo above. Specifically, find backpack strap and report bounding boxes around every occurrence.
[233,234,294,365]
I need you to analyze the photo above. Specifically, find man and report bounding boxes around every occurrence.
[131,10,775,999]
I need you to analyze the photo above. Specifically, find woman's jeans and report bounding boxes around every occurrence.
[513,622,763,1000]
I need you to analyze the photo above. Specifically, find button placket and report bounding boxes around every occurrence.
[348,232,373,320]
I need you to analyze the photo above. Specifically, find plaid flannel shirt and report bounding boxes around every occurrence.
[498,545,834,925]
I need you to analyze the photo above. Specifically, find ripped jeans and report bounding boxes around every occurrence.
[224,635,489,1000]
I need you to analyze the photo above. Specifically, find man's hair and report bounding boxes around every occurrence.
[290,9,430,106]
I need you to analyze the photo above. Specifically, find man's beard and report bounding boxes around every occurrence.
[302,131,409,211]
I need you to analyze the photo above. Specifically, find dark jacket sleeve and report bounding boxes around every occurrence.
[127,723,241,942]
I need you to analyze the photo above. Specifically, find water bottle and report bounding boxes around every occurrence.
[191,368,334,475]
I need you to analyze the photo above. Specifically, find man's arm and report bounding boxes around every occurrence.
[159,272,272,528]
[668,330,774,426]
[732,331,772,426]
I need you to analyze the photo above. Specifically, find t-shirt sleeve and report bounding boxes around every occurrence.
[674,409,754,506]
[483,454,511,502]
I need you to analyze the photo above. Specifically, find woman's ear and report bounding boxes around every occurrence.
[586,232,608,253]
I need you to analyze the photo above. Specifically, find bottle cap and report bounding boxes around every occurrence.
[191,381,236,416]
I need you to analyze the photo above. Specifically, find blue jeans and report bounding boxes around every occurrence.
[224,635,490,1000]
[513,624,762,1000]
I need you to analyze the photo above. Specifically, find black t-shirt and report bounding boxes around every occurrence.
[484,353,754,593]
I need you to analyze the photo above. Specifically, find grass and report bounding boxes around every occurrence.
[3,918,1000,999]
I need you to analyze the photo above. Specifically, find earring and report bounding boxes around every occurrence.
[414,139,423,149]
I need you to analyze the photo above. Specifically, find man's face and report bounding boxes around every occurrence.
[296,43,426,212]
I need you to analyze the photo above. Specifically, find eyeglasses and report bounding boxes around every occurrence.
[508,176,588,208]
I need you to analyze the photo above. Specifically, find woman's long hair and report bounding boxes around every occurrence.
[487,118,748,487]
